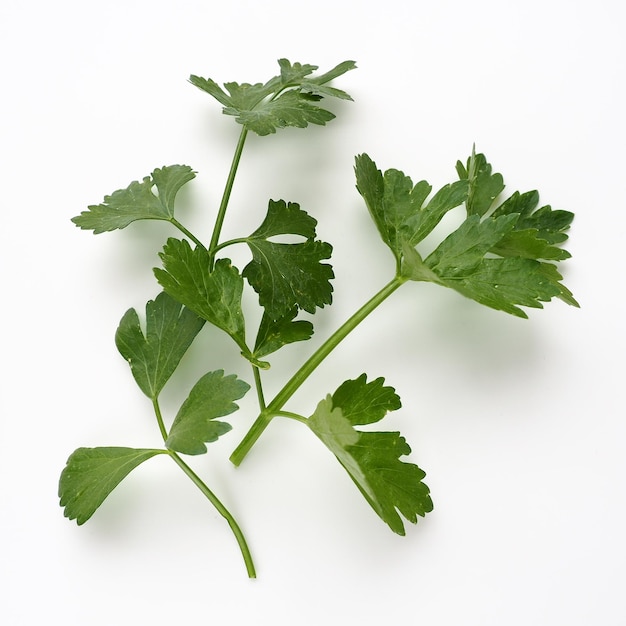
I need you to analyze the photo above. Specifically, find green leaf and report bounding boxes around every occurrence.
[59,447,164,525]
[190,59,355,136]
[425,214,519,277]
[400,242,443,283]
[354,154,468,262]
[243,200,334,320]
[405,180,470,247]
[277,58,318,83]
[424,212,578,316]
[246,197,317,240]
[489,190,575,260]
[456,150,505,216]
[166,370,250,455]
[154,239,248,353]
[301,60,356,100]
[358,150,578,316]
[253,308,314,359]
[331,373,401,425]
[419,152,580,315]
[233,90,336,136]
[490,229,571,261]
[72,165,195,233]
[446,257,570,318]
[115,292,204,399]
[308,376,433,535]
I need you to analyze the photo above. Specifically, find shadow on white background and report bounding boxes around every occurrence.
[1,1,624,624]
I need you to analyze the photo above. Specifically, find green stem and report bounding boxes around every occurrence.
[167,450,257,579]
[151,399,255,577]
[209,127,249,266]
[152,397,169,441]
[213,237,249,254]
[170,217,206,250]
[276,410,308,424]
[230,275,407,465]
[252,366,266,410]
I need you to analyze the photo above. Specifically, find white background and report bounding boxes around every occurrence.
[2,0,625,624]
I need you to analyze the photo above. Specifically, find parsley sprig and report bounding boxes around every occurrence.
[60,59,578,577]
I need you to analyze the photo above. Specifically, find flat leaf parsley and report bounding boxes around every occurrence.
[60,59,578,577]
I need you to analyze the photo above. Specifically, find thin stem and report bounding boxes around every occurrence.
[275,410,308,424]
[151,398,255,577]
[167,450,257,578]
[270,277,404,410]
[252,366,266,411]
[209,127,249,266]
[212,237,249,254]
[152,397,168,441]
[170,217,206,250]
[230,275,407,465]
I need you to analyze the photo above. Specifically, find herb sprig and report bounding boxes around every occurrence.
[59,59,578,577]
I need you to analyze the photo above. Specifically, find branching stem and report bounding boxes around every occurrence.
[209,127,249,267]
[170,217,206,249]
[150,397,256,577]
[252,366,266,410]
[167,450,257,579]
[230,275,407,465]
[152,397,169,441]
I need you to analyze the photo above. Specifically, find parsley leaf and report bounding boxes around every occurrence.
[189,59,355,135]
[424,213,520,277]
[62,61,579,575]
[253,309,314,359]
[166,370,250,455]
[115,292,204,399]
[331,373,402,425]
[412,210,578,317]
[59,447,164,525]
[358,151,579,317]
[418,151,580,316]
[72,165,195,233]
[233,90,336,136]
[489,190,574,261]
[355,153,469,265]
[242,199,334,320]
[154,239,249,354]
[440,256,573,316]
[308,375,433,535]
[402,216,578,317]
[456,150,505,216]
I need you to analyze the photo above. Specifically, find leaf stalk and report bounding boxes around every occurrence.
[230,275,406,465]
[209,127,249,266]
[167,450,257,578]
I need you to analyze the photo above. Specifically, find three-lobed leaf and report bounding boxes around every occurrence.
[419,152,579,316]
[115,292,204,399]
[232,91,337,136]
[358,150,578,317]
[166,370,250,455]
[308,375,433,535]
[243,200,334,320]
[154,239,249,355]
[420,209,578,317]
[59,447,164,525]
[72,165,195,233]
[190,59,356,136]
